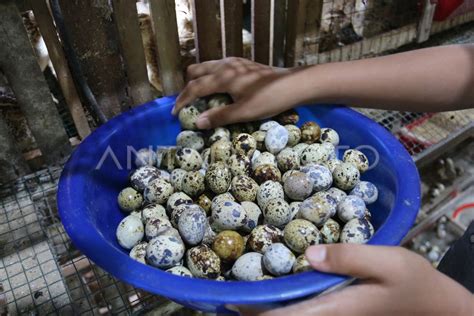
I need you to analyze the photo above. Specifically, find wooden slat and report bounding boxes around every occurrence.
[271,0,286,67]
[251,0,271,64]
[149,0,184,95]
[220,0,243,58]
[59,0,130,118]
[0,0,71,163]
[303,0,323,58]
[284,0,306,67]
[112,0,153,105]
[30,0,91,139]
[192,0,222,62]
[0,115,30,183]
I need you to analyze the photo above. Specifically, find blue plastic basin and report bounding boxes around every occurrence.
[57,96,420,313]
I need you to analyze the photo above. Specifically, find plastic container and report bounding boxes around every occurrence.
[57,96,420,313]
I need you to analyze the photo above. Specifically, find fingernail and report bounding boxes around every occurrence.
[306,246,327,263]
[196,115,211,129]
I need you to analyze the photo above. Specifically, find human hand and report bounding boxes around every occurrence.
[238,244,473,316]
[172,57,298,129]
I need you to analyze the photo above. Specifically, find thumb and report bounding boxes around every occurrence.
[195,102,252,129]
[305,244,404,280]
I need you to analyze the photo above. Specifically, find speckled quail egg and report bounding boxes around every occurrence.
[300,121,321,143]
[277,148,300,172]
[263,243,295,276]
[170,168,187,191]
[145,217,173,240]
[178,100,207,130]
[161,147,177,171]
[320,218,341,243]
[325,187,347,207]
[281,170,300,183]
[166,192,193,214]
[324,159,343,173]
[118,187,143,212]
[135,148,157,167]
[144,178,174,204]
[227,153,251,176]
[208,93,232,109]
[209,127,231,144]
[283,172,313,201]
[228,123,254,141]
[340,218,374,244]
[253,164,282,184]
[320,128,340,146]
[275,109,299,125]
[166,266,193,277]
[252,152,277,171]
[333,162,360,190]
[210,139,233,163]
[157,169,171,182]
[337,195,366,222]
[293,143,309,157]
[299,194,335,226]
[130,210,142,220]
[350,181,378,204]
[129,241,148,264]
[265,125,289,154]
[202,218,217,245]
[176,130,205,152]
[343,149,369,173]
[241,201,262,232]
[212,230,245,262]
[197,193,212,215]
[233,133,257,157]
[201,148,211,169]
[301,143,334,165]
[312,191,338,217]
[178,207,207,245]
[232,252,265,281]
[293,254,313,273]
[175,148,203,171]
[260,120,280,131]
[251,149,261,165]
[285,125,302,147]
[142,203,168,223]
[212,201,247,230]
[211,192,235,211]
[181,171,205,197]
[247,224,282,253]
[264,198,291,227]
[186,245,221,279]
[289,201,302,220]
[300,164,333,192]
[283,219,320,253]
[130,166,161,192]
[231,175,258,202]
[257,180,284,210]
[170,203,199,227]
[146,235,185,268]
[116,215,144,249]
[205,162,232,194]
[252,130,266,151]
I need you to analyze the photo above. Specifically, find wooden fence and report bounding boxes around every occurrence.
[0,0,473,182]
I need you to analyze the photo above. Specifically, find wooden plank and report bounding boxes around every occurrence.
[0,115,29,183]
[112,0,153,105]
[220,0,243,57]
[252,0,271,64]
[284,0,306,66]
[30,0,91,140]
[303,0,323,57]
[192,0,222,62]
[0,0,71,163]
[149,0,184,95]
[417,0,436,43]
[59,0,130,118]
[271,0,286,67]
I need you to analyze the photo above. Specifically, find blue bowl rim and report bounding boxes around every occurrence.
[57,96,420,305]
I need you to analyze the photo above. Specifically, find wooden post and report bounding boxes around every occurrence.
[112,0,153,105]
[220,0,243,58]
[272,0,287,67]
[417,0,436,43]
[0,115,29,183]
[0,0,71,163]
[284,0,307,67]
[58,0,130,118]
[30,0,91,140]
[149,0,184,95]
[192,0,223,62]
[252,0,271,64]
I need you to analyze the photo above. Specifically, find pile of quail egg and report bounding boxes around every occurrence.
[115,94,379,281]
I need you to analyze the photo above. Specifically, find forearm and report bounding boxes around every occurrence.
[283,44,474,112]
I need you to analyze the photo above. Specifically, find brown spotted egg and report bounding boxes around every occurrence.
[166,266,193,277]
[212,230,245,262]
[251,130,266,151]
[293,143,309,158]
[283,219,320,253]
[289,201,302,220]
[300,121,321,143]
[166,192,193,215]
[144,178,174,204]
[252,152,277,171]
[301,143,335,165]
[264,198,292,227]
[333,162,360,190]
[320,218,341,243]
[320,128,340,146]
[178,100,207,130]
[210,139,233,163]
[181,171,205,197]
[233,133,257,157]
[118,187,143,212]
[161,147,177,171]
[241,201,262,232]
[340,218,374,244]
[299,194,335,226]
[231,175,258,202]
[145,217,173,240]
[324,159,343,173]
[175,148,203,171]
[285,125,302,147]
[197,193,212,215]
[170,203,198,227]
[116,215,144,249]
[201,218,217,245]
[293,254,313,273]
[275,109,299,125]
[283,171,313,201]
[176,130,205,152]
[211,192,236,212]
[227,153,251,176]
[325,187,347,207]
[170,168,187,191]
[205,162,232,194]
[277,148,300,172]
[186,244,221,279]
[281,169,300,183]
[142,203,168,223]
[129,241,148,264]
[263,243,295,276]
[146,235,185,268]
[212,200,247,231]
[253,164,282,184]
[130,166,161,192]
[232,252,265,281]
[343,149,369,173]
[247,224,282,253]
[256,180,284,210]
[209,127,231,144]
